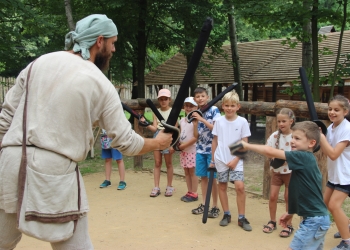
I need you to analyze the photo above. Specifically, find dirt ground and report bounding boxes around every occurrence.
[17,165,341,250]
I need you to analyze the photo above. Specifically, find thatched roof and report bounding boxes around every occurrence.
[145,30,350,86]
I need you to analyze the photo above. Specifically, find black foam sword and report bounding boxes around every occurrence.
[122,102,150,127]
[146,17,214,146]
[186,83,238,123]
[299,67,327,152]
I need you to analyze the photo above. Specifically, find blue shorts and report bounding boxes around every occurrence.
[195,153,217,178]
[327,181,350,196]
[290,215,330,250]
[101,148,123,160]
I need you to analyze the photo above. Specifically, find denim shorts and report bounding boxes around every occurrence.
[153,129,170,154]
[290,215,330,250]
[101,148,123,160]
[326,181,350,196]
[195,153,217,178]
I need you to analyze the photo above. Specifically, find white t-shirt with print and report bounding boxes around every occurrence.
[212,115,251,172]
[179,118,196,153]
[266,131,292,174]
[326,119,350,185]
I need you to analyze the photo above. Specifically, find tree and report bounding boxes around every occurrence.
[226,2,243,100]
[64,0,75,31]
[330,0,348,98]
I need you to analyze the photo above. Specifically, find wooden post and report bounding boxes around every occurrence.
[133,109,145,170]
[316,119,331,192]
[263,116,277,199]
[250,84,258,133]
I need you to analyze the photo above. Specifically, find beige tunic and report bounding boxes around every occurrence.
[0,51,144,213]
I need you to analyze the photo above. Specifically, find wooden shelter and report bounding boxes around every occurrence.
[144,30,350,101]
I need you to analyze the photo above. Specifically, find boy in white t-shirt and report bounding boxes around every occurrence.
[211,90,252,231]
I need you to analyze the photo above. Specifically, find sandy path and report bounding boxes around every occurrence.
[17,169,339,250]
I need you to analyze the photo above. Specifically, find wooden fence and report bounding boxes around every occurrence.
[122,98,330,200]
[0,77,16,104]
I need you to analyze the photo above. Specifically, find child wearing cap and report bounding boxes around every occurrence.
[178,97,199,202]
[147,89,176,197]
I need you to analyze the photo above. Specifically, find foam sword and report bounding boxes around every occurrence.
[121,102,150,127]
[186,82,238,123]
[146,17,214,146]
[299,67,327,152]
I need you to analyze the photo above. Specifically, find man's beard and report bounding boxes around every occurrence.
[94,46,111,72]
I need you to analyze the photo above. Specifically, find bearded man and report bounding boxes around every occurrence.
[0,14,171,250]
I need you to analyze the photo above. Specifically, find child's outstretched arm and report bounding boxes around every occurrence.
[241,141,286,160]
[320,133,349,161]
[146,113,158,133]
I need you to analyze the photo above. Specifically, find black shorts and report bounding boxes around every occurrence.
[326,181,350,197]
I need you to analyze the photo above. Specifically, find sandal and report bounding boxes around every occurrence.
[263,220,277,233]
[150,187,161,197]
[192,203,205,215]
[279,225,294,238]
[165,186,175,197]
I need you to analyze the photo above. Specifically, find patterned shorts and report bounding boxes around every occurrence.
[180,152,196,168]
[217,169,244,183]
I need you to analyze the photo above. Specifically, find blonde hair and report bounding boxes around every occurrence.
[274,108,295,149]
[292,121,320,151]
[222,90,240,104]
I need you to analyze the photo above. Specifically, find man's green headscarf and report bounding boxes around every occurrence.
[64,14,118,60]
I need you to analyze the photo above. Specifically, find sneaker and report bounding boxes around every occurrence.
[117,181,127,190]
[181,192,190,201]
[192,204,205,215]
[100,180,111,188]
[208,207,220,218]
[238,217,252,231]
[183,193,198,202]
[219,214,231,226]
[332,240,350,250]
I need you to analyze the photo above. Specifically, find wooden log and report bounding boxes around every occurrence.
[133,109,145,170]
[123,99,329,119]
[239,101,276,117]
[275,100,328,120]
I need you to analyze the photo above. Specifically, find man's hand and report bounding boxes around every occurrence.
[155,130,172,150]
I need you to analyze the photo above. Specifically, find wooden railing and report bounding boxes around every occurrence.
[122,99,329,199]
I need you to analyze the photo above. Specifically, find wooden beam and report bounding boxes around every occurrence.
[122,99,329,119]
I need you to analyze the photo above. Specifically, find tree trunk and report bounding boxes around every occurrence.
[184,17,197,95]
[137,0,147,98]
[311,0,320,101]
[330,0,347,98]
[227,4,243,100]
[64,0,75,31]
[186,53,198,96]
[302,0,312,76]
[131,62,138,99]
